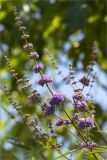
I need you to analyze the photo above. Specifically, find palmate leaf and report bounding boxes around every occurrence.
[55,149,79,159]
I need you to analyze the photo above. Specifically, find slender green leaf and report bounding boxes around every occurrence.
[75,150,84,160]
[55,149,79,159]
[95,153,105,160]
[86,146,107,154]
[96,130,107,134]
[32,156,37,160]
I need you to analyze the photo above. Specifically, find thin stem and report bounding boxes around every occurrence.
[47,141,69,160]
[53,114,83,143]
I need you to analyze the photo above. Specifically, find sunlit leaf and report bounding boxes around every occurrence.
[0,11,7,20]
[43,16,61,38]
[88,15,99,23]
[75,150,84,160]
[95,153,105,160]
[32,156,37,160]
[55,149,79,159]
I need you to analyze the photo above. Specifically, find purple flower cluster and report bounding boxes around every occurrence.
[79,76,90,86]
[45,105,54,116]
[86,117,95,128]
[49,93,64,107]
[56,119,63,126]
[81,141,97,149]
[41,93,65,116]
[41,102,54,116]
[39,75,53,86]
[78,117,94,129]
[73,94,84,101]
[56,119,71,126]
[32,63,44,72]
[75,101,86,111]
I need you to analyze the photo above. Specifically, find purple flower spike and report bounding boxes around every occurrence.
[49,93,64,107]
[56,119,63,126]
[86,117,94,128]
[79,76,90,86]
[32,63,44,72]
[39,75,53,86]
[29,52,39,59]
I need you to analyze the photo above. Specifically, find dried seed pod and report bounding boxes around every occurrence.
[16,21,23,26]
[17,79,23,84]
[15,16,20,21]
[19,26,26,31]
[23,43,33,50]
[21,34,30,39]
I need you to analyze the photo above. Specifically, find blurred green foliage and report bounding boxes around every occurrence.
[0,0,107,160]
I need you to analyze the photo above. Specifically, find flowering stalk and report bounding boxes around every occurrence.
[13,5,92,148]
[4,6,105,159]
[3,85,69,160]
[5,55,82,146]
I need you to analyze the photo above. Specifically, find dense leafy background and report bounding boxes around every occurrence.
[0,0,107,160]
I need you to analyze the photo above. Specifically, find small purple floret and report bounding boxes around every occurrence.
[32,63,44,72]
[73,94,84,101]
[63,119,71,125]
[72,113,79,120]
[78,119,86,129]
[49,93,64,107]
[79,76,90,86]
[39,75,53,86]
[86,117,94,128]
[81,143,86,148]
[56,119,63,126]
[45,104,54,116]
[75,101,86,111]
[88,141,97,149]
[56,119,70,126]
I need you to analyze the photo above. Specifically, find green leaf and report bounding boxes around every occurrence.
[85,153,95,160]
[93,146,107,153]
[86,146,107,154]
[32,156,37,160]
[96,130,107,134]
[55,149,79,159]
[0,11,7,20]
[95,153,105,160]
[75,150,84,160]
